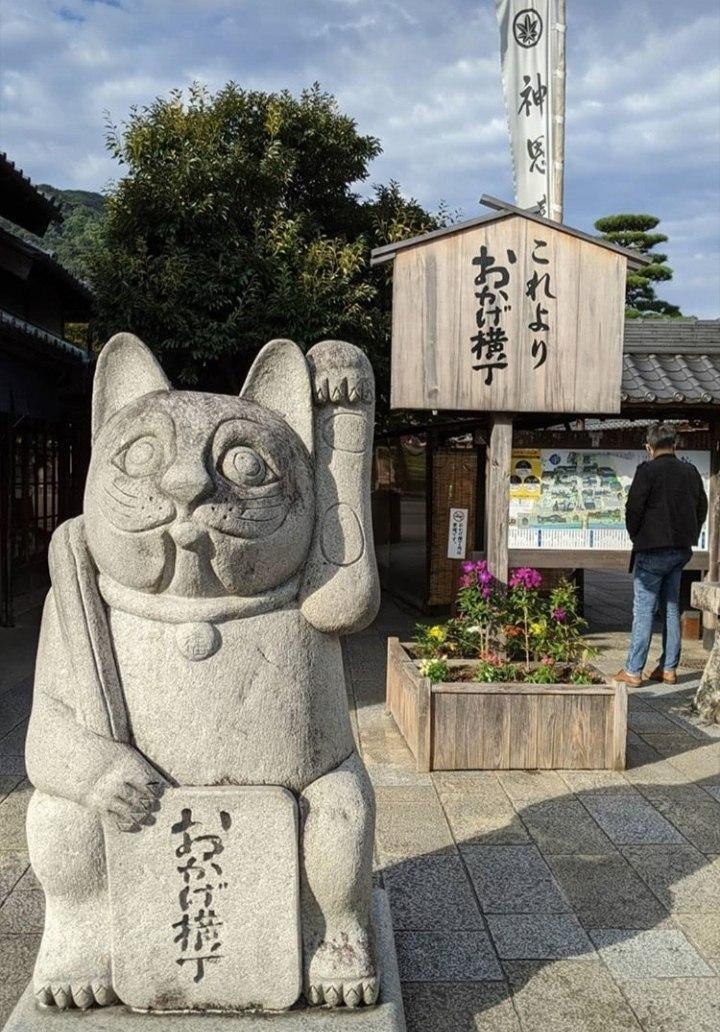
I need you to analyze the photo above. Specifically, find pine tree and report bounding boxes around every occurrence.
[594,213,680,317]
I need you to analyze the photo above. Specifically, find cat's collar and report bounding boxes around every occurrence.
[97,573,301,624]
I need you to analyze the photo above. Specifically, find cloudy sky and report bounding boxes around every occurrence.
[2,0,719,316]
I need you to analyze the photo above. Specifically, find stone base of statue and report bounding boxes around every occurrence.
[4,891,405,1031]
[692,582,720,724]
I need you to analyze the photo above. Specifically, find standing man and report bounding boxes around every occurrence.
[615,423,708,687]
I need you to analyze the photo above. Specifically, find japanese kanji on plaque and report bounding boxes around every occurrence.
[374,201,645,415]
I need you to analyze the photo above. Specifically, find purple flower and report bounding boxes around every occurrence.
[551,606,567,623]
[461,561,475,574]
[509,567,543,590]
[481,585,492,600]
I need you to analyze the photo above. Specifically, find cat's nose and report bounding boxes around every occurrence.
[160,461,213,507]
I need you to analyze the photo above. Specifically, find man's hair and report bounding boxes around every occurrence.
[646,422,678,451]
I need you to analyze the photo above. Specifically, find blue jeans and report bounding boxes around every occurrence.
[625,547,692,676]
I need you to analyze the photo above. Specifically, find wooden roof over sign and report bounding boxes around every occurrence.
[371,195,651,270]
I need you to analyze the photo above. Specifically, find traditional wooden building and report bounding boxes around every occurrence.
[0,153,92,625]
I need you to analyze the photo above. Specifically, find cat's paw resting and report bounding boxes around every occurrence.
[305,926,378,1008]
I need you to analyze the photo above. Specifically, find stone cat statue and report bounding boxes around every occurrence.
[25,334,380,1011]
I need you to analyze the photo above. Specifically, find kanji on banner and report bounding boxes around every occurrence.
[495,1,565,220]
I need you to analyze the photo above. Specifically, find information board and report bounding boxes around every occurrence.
[509,448,710,550]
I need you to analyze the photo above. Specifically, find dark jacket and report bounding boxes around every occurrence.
[625,453,708,553]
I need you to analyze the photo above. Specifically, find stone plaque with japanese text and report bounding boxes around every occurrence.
[105,786,301,1012]
[389,213,626,414]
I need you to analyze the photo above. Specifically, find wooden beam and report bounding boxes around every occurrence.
[485,415,513,583]
[504,548,709,573]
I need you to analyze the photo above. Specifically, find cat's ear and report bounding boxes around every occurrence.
[240,339,313,453]
[92,333,171,439]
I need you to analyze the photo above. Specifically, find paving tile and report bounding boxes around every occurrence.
[0,890,45,933]
[0,777,23,803]
[505,960,642,1031]
[640,732,706,758]
[558,770,628,793]
[519,797,615,855]
[0,851,30,903]
[497,771,567,803]
[375,786,454,861]
[0,932,41,985]
[704,784,720,803]
[635,785,720,853]
[628,708,682,734]
[402,981,522,1032]
[0,756,26,776]
[487,914,594,960]
[590,926,714,979]
[383,856,482,930]
[0,788,32,851]
[545,853,667,929]
[13,864,39,892]
[660,706,720,741]
[0,723,27,755]
[463,845,571,914]
[663,741,720,782]
[621,844,720,912]
[433,772,528,845]
[619,977,720,1032]
[579,787,685,844]
[672,913,720,970]
[395,929,503,981]
[366,763,431,788]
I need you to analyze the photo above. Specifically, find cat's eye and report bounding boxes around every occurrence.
[219,446,272,488]
[113,435,164,478]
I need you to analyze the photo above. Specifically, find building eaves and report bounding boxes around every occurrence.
[0,224,93,310]
[0,152,63,235]
[0,308,89,363]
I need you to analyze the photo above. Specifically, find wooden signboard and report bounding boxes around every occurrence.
[384,211,629,415]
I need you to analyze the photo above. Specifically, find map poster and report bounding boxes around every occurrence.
[509,449,710,551]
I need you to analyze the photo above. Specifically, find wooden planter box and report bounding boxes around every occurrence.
[386,638,627,772]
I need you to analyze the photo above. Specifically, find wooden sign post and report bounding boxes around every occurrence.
[372,197,648,583]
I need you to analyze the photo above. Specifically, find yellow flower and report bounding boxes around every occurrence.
[530,622,544,635]
[428,625,446,641]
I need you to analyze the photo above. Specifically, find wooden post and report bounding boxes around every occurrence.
[485,415,513,584]
[703,418,720,648]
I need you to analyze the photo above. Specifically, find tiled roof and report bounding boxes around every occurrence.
[0,309,88,363]
[0,223,92,316]
[0,152,62,235]
[621,320,720,406]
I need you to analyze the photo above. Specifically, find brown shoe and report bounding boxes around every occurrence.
[613,669,643,687]
[647,666,677,685]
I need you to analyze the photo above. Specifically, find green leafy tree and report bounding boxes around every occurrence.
[594,213,681,317]
[38,187,105,282]
[89,82,442,416]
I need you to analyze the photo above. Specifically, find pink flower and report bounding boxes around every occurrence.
[551,606,567,622]
[461,561,475,574]
[509,567,543,590]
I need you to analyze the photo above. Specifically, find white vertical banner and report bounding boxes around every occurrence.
[494,0,566,221]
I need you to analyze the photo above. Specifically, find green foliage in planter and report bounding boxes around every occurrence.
[412,567,599,681]
[418,658,450,684]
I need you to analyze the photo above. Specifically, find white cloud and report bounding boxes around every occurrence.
[0,0,718,315]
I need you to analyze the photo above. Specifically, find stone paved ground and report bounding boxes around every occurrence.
[1,581,720,1031]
